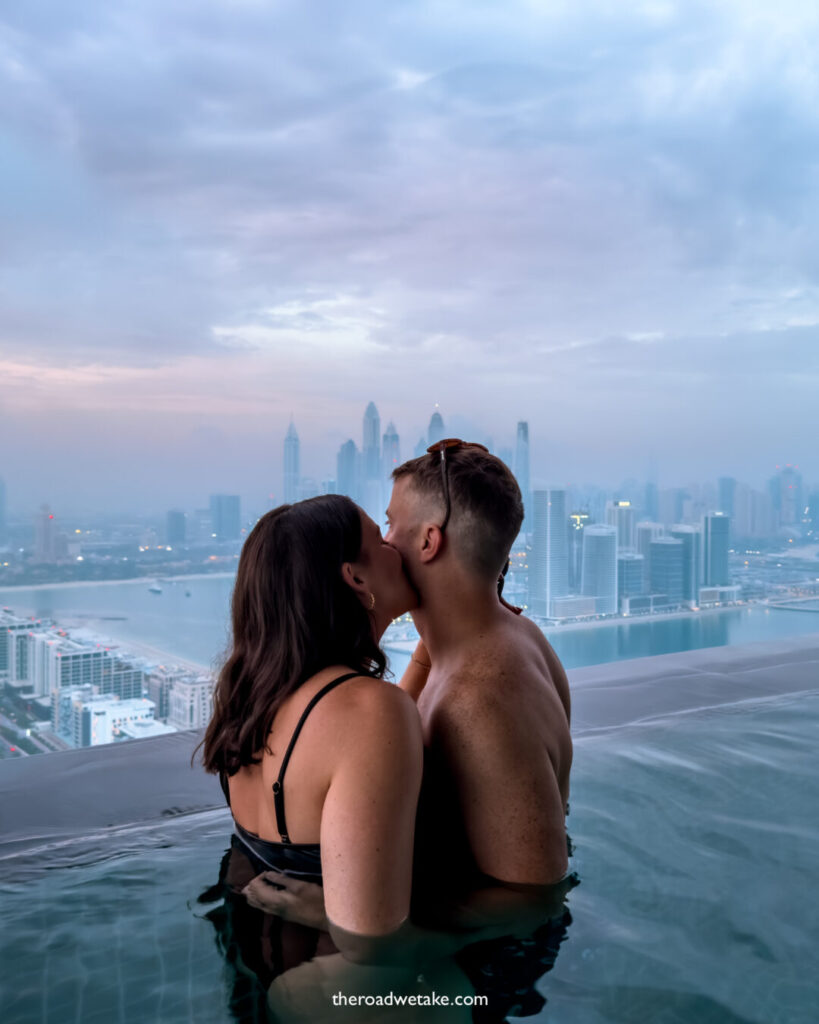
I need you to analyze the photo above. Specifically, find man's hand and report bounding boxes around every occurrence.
[242,870,329,930]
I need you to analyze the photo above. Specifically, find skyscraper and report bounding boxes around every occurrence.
[581,525,617,615]
[166,509,187,546]
[702,513,731,586]
[617,552,645,599]
[382,422,401,484]
[362,402,382,523]
[283,420,300,505]
[514,422,531,533]
[568,510,591,592]
[650,537,685,605]
[635,521,664,590]
[718,477,736,518]
[209,495,241,541]
[530,490,569,617]
[34,505,58,563]
[670,525,702,606]
[427,409,446,446]
[643,478,659,522]
[337,440,360,502]
[363,403,381,477]
[606,500,636,551]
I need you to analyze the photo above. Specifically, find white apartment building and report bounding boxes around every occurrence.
[169,676,214,730]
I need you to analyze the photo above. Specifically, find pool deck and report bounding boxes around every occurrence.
[1,633,817,861]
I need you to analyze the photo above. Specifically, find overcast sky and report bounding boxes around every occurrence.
[1,0,816,514]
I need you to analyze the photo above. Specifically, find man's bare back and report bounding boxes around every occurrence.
[414,608,572,888]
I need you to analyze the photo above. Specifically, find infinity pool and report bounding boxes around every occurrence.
[3,674,817,1023]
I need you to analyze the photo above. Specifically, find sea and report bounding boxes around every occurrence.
[2,574,818,679]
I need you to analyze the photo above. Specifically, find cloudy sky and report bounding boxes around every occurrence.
[1,0,816,514]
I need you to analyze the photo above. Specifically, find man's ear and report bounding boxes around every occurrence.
[418,523,444,564]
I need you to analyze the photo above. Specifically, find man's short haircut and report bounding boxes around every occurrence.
[392,447,524,581]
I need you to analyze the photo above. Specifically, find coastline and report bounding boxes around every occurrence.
[541,602,760,634]
[0,572,236,596]
[57,620,216,676]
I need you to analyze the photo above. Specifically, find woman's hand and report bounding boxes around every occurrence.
[399,638,431,700]
[242,870,329,930]
[411,639,431,670]
[499,594,523,615]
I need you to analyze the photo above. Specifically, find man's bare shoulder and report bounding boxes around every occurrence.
[429,614,570,729]
[514,613,572,724]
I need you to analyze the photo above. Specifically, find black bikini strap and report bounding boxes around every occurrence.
[273,671,363,844]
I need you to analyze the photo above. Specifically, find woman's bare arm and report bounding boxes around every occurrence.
[398,639,431,701]
[320,683,423,937]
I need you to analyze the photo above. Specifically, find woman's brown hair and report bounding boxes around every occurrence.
[199,494,386,776]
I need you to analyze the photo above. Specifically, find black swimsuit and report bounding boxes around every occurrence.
[219,671,362,885]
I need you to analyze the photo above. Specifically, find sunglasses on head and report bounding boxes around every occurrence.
[425,438,489,533]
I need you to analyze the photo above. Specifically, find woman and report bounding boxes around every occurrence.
[199,494,428,942]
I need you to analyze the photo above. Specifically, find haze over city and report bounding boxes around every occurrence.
[2,0,816,513]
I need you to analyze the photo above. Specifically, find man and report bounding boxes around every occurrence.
[386,440,572,898]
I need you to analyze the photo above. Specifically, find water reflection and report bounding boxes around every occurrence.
[197,839,576,1024]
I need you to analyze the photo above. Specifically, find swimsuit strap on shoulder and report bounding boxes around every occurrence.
[272,671,364,844]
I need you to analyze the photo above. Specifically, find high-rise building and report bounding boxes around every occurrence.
[382,422,401,488]
[427,409,446,446]
[772,465,803,527]
[530,490,569,617]
[702,513,731,586]
[650,537,685,605]
[567,511,591,592]
[34,505,59,563]
[734,485,774,539]
[363,403,381,479]
[643,476,659,522]
[362,403,382,523]
[514,422,531,533]
[146,667,177,721]
[635,521,664,590]
[169,677,214,730]
[0,610,34,686]
[337,440,360,502]
[283,420,300,504]
[166,509,187,546]
[209,495,241,542]
[670,525,702,606]
[581,525,618,615]
[617,552,645,599]
[606,500,636,551]
[718,477,736,518]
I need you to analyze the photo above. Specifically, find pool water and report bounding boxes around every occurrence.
[2,688,817,1023]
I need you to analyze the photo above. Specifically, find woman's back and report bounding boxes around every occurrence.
[225,664,423,935]
[226,666,366,846]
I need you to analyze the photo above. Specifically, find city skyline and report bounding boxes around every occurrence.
[0,399,813,518]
